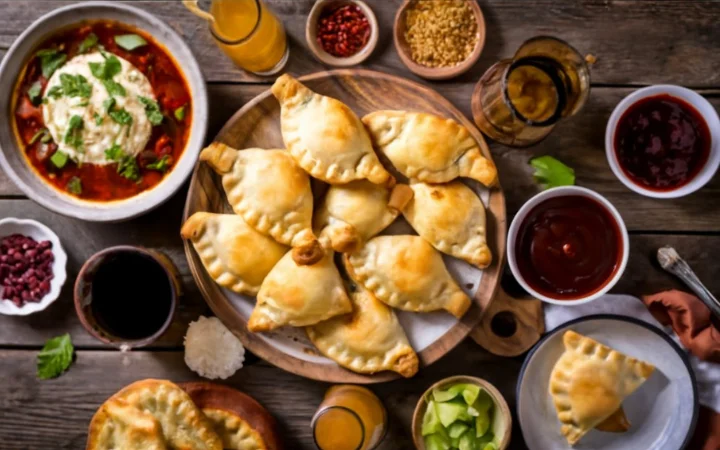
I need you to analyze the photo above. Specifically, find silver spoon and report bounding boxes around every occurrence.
[657,246,720,320]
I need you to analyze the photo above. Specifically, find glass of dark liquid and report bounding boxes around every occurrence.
[472,36,590,147]
[74,246,180,348]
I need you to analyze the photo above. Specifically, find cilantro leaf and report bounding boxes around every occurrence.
[105,144,141,182]
[94,112,103,125]
[78,32,99,54]
[37,333,74,379]
[50,150,68,169]
[102,97,116,114]
[46,85,63,99]
[89,54,121,80]
[104,143,124,160]
[59,73,92,98]
[138,96,163,126]
[102,79,126,97]
[63,115,84,150]
[114,34,148,51]
[27,81,43,105]
[146,155,172,172]
[174,105,186,121]
[36,48,67,78]
[530,156,575,189]
[109,107,133,125]
[66,176,82,195]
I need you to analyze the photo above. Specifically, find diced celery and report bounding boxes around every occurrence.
[477,431,494,444]
[422,400,443,436]
[475,412,490,438]
[462,384,481,405]
[425,433,451,450]
[458,431,479,450]
[469,390,493,416]
[482,444,498,450]
[448,422,470,439]
[436,400,471,428]
[433,384,467,402]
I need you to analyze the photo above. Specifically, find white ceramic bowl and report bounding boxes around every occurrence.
[0,2,208,222]
[605,85,720,199]
[507,186,629,306]
[0,218,67,316]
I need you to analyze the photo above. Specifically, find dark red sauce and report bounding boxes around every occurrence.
[13,21,192,202]
[614,94,710,191]
[515,195,622,300]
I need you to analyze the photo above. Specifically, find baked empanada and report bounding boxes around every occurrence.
[203,409,267,450]
[87,379,222,450]
[402,182,492,269]
[272,74,392,185]
[200,143,323,265]
[362,111,498,186]
[181,213,288,296]
[314,180,413,252]
[248,251,352,332]
[344,235,471,318]
[549,330,655,445]
[307,286,419,377]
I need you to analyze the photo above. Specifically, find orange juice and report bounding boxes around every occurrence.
[208,0,288,74]
[312,385,387,450]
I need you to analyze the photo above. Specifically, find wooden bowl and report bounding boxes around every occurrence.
[394,0,486,80]
[305,0,379,67]
[412,375,512,450]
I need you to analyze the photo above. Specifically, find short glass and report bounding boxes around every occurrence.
[472,36,590,147]
[312,385,387,450]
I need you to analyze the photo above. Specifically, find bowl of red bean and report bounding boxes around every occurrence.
[0,218,67,315]
[306,0,378,67]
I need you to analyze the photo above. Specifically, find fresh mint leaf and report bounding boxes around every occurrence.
[27,81,43,105]
[114,34,148,51]
[66,176,82,195]
[174,105,186,121]
[138,95,163,126]
[78,32,99,54]
[37,333,74,379]
[530,155,575,190]
[63,115,84,149]
[146,155,171,172]
[37,48,67,78]
[50,150,68,169]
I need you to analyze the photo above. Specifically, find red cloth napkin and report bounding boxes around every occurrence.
[643,290,720,450]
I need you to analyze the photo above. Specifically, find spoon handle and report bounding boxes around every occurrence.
[657,246,720,319]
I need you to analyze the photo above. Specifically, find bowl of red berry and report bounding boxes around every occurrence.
[306,0,378,67]
[0,218,67,315]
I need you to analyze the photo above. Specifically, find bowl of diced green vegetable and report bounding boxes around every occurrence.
[412,375,512,450]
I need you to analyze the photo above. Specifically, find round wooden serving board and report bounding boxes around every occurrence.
[183,69,506,383]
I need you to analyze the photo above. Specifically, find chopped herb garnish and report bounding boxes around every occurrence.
[146,155,171,172]
[29,128,49,145]
[102,97,116,114]
[174,105,186,121]
[109,107,133,126]
[102,79,126,97]
[50,150,69,169]
[60,73,92,98]
[114,34,148,51]
[94,112,103,125]
[78,33,99,54]
[37,334,74,380]
[105,143,141,181]
[46,85,63,99]
[89,54,121,80]
[63,115,84,150]
[138,96,163,126]
[66,176,82,195]
[36,48,67,78]
[76,100,89,107]
[27,81,43,105]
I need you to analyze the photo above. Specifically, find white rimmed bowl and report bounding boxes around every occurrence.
[0,218,67,316]
[605,85,720,199]
[0,1,208,222]
[507,186,629,306]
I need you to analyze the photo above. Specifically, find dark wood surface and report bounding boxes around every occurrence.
[1,1,719,449]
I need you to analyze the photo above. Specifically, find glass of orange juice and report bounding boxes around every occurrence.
[184,0,289,75]
[312,385,388,450]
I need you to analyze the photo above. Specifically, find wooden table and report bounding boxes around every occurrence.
[1,1,719,449]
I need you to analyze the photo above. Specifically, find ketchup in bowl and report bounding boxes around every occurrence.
[614,94,710,191]
[514,195,623,300]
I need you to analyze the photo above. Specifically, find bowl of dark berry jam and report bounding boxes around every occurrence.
[507,186,629,305]
[606,85,720,198]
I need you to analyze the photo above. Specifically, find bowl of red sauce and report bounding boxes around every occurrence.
[606,85,720,198]
[507,186,629,305]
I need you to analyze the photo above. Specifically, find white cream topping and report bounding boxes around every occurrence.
[42,52,155,165]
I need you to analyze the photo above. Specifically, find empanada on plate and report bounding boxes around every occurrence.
[181,212,288,296]
[272,74,392,186]
[248,251,352,332]
[362,110,498,186]
[203,409,268,450]
[200,142,323,265]
[307,286,419,378]
[402,182,492,269]
[344,235,471,318]
[314,180,413,253]
[549,330,655,446]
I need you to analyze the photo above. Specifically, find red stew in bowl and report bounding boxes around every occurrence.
[12,21,192,202]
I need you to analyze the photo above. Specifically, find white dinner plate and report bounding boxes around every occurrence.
[517,315,698,450]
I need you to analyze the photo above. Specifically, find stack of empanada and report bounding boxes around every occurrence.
[182,74,499,378]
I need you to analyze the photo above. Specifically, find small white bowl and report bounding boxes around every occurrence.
[605,85,720,199]
[507,186,629,306]
[0,218,67,315]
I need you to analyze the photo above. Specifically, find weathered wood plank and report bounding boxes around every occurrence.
[1,1,720,86]
[0,342,525,450]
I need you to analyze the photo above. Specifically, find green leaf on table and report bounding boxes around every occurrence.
[138,95,163,126]
[78,32,99,54]
[27,81,43,105]
[36,48,67,78]
[530,155,575,189]
[114,34,148,51]
[66,176,82,195]
[37,333,74,379]
[174,105,186,121]
[50,151,68,169]
[146,155,171,172]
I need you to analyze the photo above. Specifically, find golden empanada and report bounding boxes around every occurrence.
[549,330,655,445]
[307,286,419,378]
[344,235,471,318]
[203,409,267,450]
[272,74,392,185]
[248,251,352,332]
[362,111,498,186]
[200,143,323,265]
[87,379,222,450]
[181,213,288,296]
[314,180,413,252]
[402,182,492,269]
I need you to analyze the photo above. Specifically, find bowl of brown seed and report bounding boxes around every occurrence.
[394,0,486,80]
